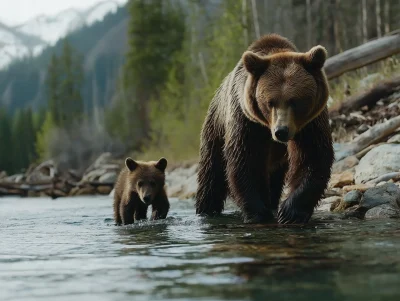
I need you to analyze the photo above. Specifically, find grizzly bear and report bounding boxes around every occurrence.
[113,157,169,225]
[195,34,334,224]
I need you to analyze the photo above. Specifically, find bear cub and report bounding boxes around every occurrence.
[113,157,170,225]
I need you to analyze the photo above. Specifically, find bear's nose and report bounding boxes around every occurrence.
[275,126,289,142]
[143,195,151,203]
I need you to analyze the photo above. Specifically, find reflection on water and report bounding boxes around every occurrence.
[0,196,399,301]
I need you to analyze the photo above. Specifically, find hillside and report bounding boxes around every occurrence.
[0,3,128,114]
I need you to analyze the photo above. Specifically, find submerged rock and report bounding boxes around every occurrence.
[354,144,400,184]
[365,204,400,219]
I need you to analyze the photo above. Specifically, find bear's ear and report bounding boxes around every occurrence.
[304,45,327,69]
[125,157,138,171]
[242,51,269,76]
[155,157,168,172]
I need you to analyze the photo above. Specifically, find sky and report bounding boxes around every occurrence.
[0,0,128,26]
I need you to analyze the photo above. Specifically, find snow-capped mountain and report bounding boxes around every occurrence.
[0,0,127,70]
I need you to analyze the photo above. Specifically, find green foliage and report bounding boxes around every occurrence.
[142,0,248,162]
[106,0,186,150]
[46,40,84,128]
[35,112,56,162]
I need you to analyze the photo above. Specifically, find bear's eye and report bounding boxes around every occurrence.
[138,181,144,187]
[150,180,156,187]
[267,99,276,110]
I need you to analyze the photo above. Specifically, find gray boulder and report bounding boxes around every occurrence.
[354,144,400,184]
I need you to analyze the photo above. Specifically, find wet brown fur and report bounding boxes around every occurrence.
[113,158,169,225]
[195,34,334,224]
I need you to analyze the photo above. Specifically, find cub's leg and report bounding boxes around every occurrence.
[113,193,122,225]
[119,197,135,225]
[134,202,148,221]
[151,189,170,220]
[196,109,228,216]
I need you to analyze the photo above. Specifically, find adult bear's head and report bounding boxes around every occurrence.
[241,45,329,143]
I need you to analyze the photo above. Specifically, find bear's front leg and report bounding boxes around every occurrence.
[224,119,274,224]
[134,202,148,221]
[278,111,334,224]
[151,190,170,220]
[196,109,228,216]
[120,199,135,225]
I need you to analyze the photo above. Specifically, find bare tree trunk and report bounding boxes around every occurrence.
[306,0,312,49]
[362,0,368,43]
[376,0,382,37]
[242,0,249,47]
[333,0,342,52]
[384,0,390,34]
[251,0,261,39]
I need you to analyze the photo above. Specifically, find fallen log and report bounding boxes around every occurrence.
[324,33,400,80]
[335,115,400,161]
[366,172,400,184]
[330,76,400,115]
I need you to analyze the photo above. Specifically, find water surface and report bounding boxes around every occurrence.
[1,196,399,301]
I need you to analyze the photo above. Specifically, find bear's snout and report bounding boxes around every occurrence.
[143,194,152,204]
[274,126,289,143]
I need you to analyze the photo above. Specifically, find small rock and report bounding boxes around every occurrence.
[365,204,400,219]
[342,206,367,219]
[316,196,341,212]
[343,190,362,204]
[330,198,342,211]
[360,183,400,210]
[97,185,113,195]
[356,124,369,134]
[343,184,375,193]
[355,144,400,184]
[99,172,117,183]
[377,181,387,186]
[332,156,359,174]
[388,133,400,144]
[0,171,7,180]
[329,171,354,188]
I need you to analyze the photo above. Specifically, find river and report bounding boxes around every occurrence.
[1,196,399,301]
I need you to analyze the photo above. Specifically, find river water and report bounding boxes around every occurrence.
[0,196,399,301]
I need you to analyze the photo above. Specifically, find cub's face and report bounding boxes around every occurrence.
[125,157,167,205]
[242,46,329,143]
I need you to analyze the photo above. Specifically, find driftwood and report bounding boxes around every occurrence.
[366,172,400,185]
[324,33,400,80]
[0,179,115,198]
[335,115,400,161]
[331,76,400,115]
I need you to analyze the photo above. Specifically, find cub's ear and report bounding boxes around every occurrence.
[242,51,269,76]
[304,45,327,69]
[125,157,138,171]
[155,157,168,172]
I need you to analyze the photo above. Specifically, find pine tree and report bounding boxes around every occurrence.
[0,109,13,174]
[59,39,84,127]
[46,54,61,126]
[120,0,185,149]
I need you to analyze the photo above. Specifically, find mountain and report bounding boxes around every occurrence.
[0,3,129,113]
[0,0,126,70]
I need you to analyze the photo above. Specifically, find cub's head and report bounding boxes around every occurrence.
[242,45,329,143]
[124,157,167,205]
